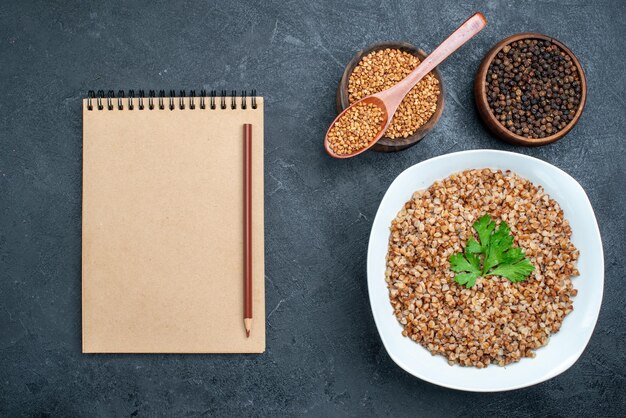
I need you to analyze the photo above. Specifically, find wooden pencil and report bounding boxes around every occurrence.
[244,123,253,337]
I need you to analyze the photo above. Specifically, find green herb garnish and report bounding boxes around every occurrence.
[449,214,535,288]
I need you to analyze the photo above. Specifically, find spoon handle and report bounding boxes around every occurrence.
[384,13,487,107]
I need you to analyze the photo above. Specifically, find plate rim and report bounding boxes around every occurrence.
[366,149,604,392]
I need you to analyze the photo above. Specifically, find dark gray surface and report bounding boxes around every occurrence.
[1,0,624,416]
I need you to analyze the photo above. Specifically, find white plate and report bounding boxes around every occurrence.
[367,150,603,392]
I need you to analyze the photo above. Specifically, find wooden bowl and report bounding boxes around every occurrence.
[336,42,445,153]
[474,33,587,146]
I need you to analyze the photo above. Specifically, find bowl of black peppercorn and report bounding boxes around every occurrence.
[474,33,587,146]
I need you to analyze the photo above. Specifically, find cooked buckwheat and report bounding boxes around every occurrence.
[385,169,579,367]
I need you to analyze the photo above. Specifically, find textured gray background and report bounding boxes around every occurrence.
[1,0,624,416]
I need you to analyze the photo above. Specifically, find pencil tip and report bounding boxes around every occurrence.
[244,318,252,337]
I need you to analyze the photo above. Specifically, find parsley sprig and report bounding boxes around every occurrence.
[449,214,535,288]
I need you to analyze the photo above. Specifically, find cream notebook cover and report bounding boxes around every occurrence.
[82,91,264,353]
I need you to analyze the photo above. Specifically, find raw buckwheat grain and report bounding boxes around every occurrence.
[348,48,440,139]
[327,102,384,155]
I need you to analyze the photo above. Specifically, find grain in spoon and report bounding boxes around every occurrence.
[324,12,487,158]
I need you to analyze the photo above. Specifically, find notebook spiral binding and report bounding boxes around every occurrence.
[86,89,257,111]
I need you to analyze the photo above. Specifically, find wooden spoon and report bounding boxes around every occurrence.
[324,12,487,159]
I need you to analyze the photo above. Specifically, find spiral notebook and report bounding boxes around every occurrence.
[82,90,265,353]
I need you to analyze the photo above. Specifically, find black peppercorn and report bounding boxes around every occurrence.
[485,39,582,139]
